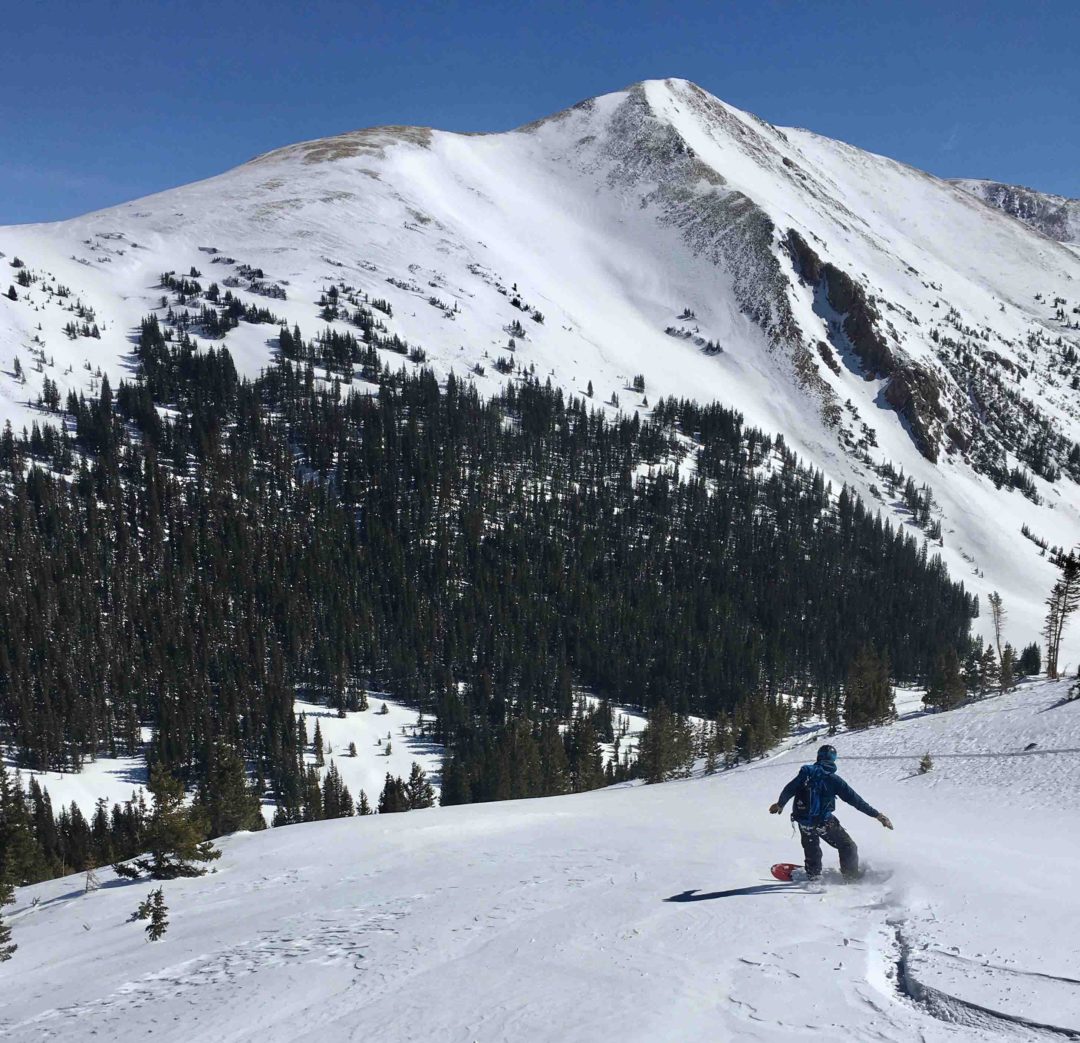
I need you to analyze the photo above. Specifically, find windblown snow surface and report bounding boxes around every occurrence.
[3,678,1079,1042]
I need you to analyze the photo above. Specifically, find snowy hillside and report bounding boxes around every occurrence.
[3,678,1078,1041]
[953,178,1080,244]
[1,78,1078,662]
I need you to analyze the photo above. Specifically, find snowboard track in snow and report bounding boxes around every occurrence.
[893,926,1080,1040]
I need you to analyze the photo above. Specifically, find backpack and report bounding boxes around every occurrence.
[791,764,830,825]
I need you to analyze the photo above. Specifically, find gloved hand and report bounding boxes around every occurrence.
[878,813,893,830]
[769,803,782,815]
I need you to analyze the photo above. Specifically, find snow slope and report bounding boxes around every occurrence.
[3,679,1078,1041]
[291,696,443,819]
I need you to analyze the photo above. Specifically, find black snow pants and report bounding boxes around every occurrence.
[799,817,858,879]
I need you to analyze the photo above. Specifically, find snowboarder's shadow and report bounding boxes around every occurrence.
[664,884,808,902]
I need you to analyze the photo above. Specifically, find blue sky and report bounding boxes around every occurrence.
[2,0,1076,223]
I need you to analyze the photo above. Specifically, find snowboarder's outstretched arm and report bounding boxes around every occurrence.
[769,766,807,814]
[834,776,892,827]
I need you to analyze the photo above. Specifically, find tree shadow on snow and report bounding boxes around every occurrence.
[664,884,807,902]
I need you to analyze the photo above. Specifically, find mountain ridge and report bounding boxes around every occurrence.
[951,176,1080,244]
[1,77,1078,658]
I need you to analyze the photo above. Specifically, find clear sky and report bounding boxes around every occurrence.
[2,0,1076,224]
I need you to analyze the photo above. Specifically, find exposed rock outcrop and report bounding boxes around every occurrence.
[785,229,946,461]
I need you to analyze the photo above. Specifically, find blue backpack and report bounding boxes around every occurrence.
[792,764,831,825]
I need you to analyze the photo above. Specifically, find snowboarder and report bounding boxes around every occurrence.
[769,744,893,881]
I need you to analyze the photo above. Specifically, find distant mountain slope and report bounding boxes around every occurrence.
[1,78,1078,657]
[3,678,1078,1041]
[952,177,1080,244]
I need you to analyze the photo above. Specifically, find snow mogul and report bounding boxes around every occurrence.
[769,744,893,881]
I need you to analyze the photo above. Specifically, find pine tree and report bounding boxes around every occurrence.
[980,645,1000,694]
[718,717,736,769]
[321,763,354,819]
[1000,643,1016,693]
[313,721,325,767]
[538,719,570,795]
[377,773,408,813]
[301,766,323,822]
[130,891,154,921]
[146,887,168,941]
[844,646,894,728]
[703,744,719,776]
[924,648,965,711]
[962,647,982,693]
[918,752,933,775]
[1044,551,1080,679]
[638,703,694,783]
[0,875,15,962]
[1018,642,1042,676]
[0,765,48,884]
[566,715,605,792]
[987,591,1006,661]
[404,763,435,810]
[356,790,372,815]
[196,742,264,837]
[134,766,220,879]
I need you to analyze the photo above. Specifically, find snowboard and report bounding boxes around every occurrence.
[770,863,803,882]
[771,863,890,886]
[771,863,825,892]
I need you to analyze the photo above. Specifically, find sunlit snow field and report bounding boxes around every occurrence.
[3,678,1078,1041]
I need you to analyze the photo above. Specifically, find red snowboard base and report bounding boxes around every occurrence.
[770,862,803,882]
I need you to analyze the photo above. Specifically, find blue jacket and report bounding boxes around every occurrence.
[776,762,879,826]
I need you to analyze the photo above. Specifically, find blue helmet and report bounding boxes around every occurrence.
[816,744,837,765]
